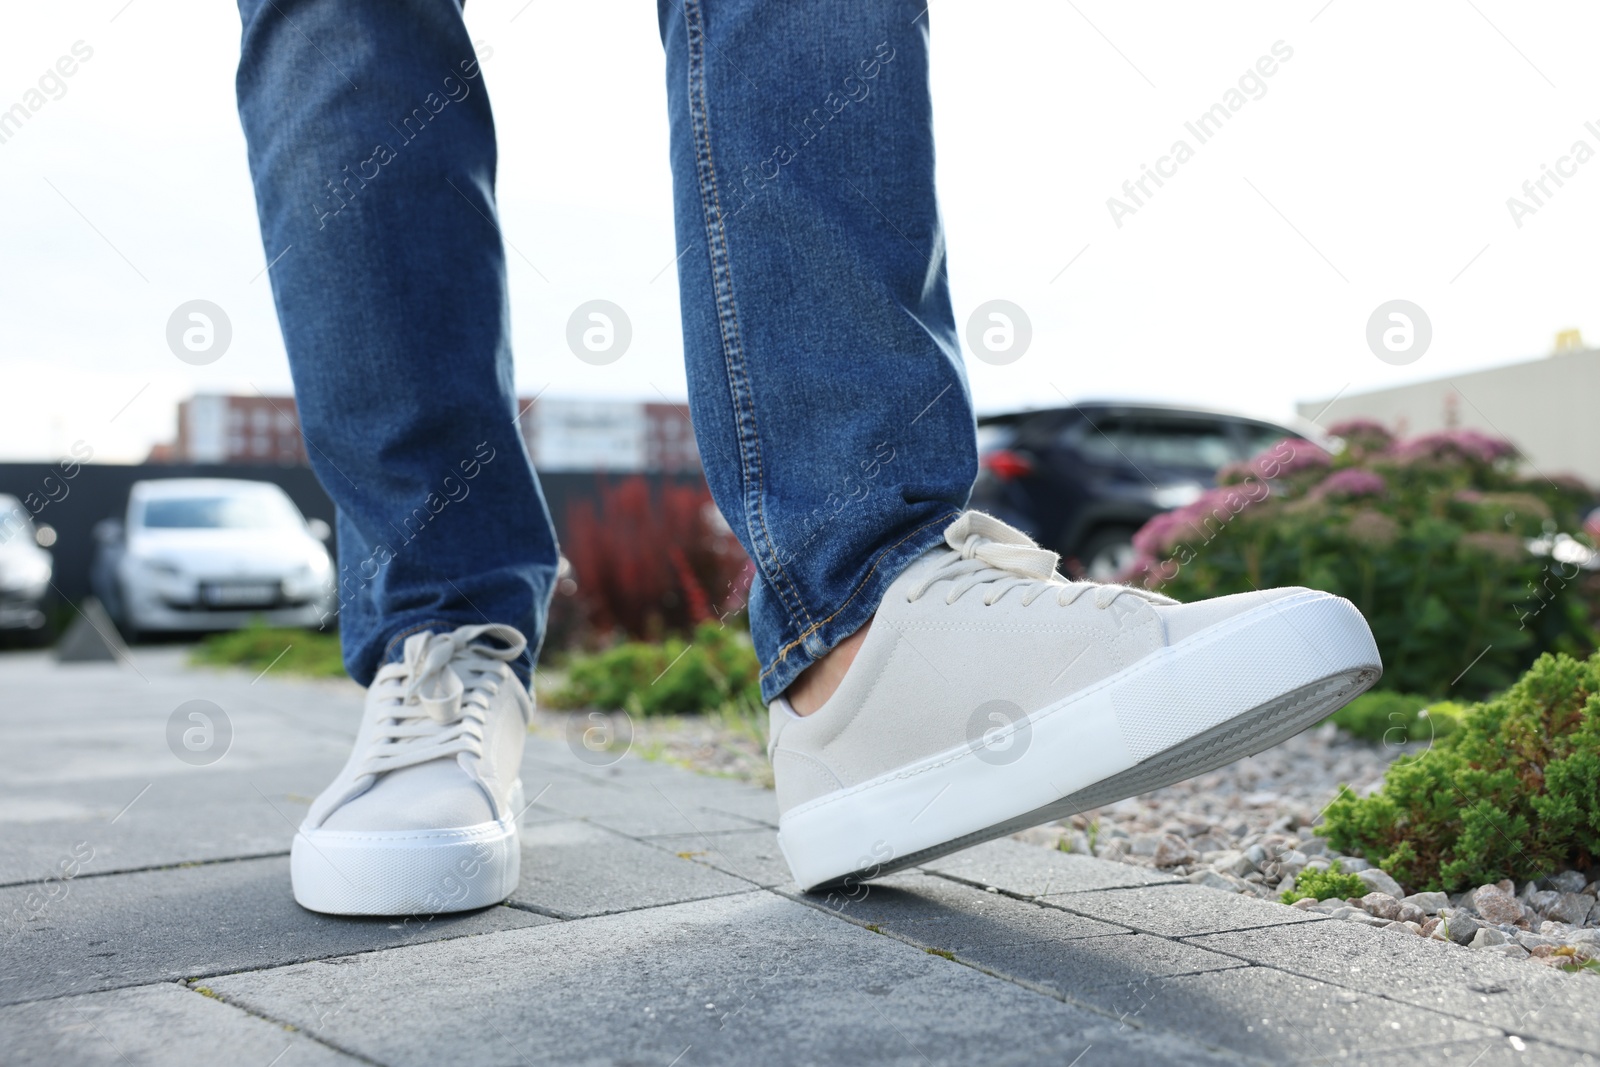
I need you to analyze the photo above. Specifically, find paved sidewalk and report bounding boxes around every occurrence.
[2,650,1598,1066]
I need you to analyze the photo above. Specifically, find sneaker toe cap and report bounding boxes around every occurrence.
[1158,586,1323,646]
[319,761,495,832]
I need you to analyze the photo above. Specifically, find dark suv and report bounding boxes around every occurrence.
[968,402,1303,579]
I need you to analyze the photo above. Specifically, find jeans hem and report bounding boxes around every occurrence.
[755,509,956,702]
[370,617,534,688]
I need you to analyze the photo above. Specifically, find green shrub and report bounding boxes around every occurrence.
[1280,860,1366,904]
[190,622,346,678]
[1319,650,1600,892]
[1325,690,1464,745]
[1128,425,1597,697]
[547,621,762,716]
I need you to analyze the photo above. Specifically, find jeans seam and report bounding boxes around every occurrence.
[682,0,816,636]
[757,511,955,682]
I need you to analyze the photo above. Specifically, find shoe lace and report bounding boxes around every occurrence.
[907,512,1177,609]
[357,623,526,778]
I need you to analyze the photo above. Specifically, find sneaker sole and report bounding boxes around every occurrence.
[290,779,523,916]
[777,591,1380,892]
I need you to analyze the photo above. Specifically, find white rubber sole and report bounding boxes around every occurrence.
[778,591,1381,892]
[291,779,523,916]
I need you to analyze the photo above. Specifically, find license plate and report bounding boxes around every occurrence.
[201,582,280,607]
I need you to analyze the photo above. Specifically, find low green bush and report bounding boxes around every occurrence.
[1280,860,1366,904]
[1325,690,1464,745]
[547,621,762,716]
[1319,650,1600,892]
[190,622,346,678]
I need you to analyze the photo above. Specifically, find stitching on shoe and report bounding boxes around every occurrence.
[680,0,814,635]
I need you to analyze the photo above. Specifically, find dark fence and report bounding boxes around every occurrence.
[0,463,705,605]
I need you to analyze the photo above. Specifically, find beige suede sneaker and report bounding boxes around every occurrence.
[291,624,530,915]
[769,512,1381,891]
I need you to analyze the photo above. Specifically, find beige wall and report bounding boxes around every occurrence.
[1297,350,1600,487]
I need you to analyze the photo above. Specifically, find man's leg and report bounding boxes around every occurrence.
[236,0,554,914]
[659,2,1382,893]
[659,0,977,704]
[236,0,557,683]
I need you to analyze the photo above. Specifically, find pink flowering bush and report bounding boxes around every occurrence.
[1125,426,1597,696]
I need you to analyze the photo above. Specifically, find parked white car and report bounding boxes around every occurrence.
[0,495,54,635]
[93,479,335,639]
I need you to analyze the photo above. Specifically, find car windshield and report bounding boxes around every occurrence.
[1072,417,1237,471]
[140,492,304,531]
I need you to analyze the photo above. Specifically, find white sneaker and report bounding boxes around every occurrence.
[770,512,1381,891]
[291,623,531,915]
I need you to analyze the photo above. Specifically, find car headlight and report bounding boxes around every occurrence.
[0,555,51,593]
[136,558,182,577]
[286,562,333,597]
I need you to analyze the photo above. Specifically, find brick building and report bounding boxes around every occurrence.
[156,394,702,474]
[167,394,307,465]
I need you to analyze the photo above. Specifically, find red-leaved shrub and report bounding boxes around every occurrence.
[560,476,752,644]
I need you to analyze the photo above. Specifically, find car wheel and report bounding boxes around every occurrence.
[1077,526,1139,582]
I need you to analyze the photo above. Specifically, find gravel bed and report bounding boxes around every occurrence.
[1009,722,1600,974]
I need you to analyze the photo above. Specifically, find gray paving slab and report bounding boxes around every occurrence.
[796,871,1249,1001]
[1188,921,1600,1052]
[0,763,580,889]
[525,774,770,836]
[3,655,362,790]
[1067,964,1501,1062]
[0,855,552,1006]
[204,890,1243,1067]
[810,869,1131,943]
[0,981,360,1066]
[633,779,780,828]
[1301,1036,1599,1066]
[922,837,1183,896]
[1047,881,1326,936]
[0,767,328,886]
[507,819,754,918]
[524,740,781,823]
[1188,921,1547,1002]
[646,828,793,888]
[962,931,1252,998]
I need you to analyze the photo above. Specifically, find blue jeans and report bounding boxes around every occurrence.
[234,0,976,700]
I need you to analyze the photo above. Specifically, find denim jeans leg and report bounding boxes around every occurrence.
[235,0,558,685]
[659,1,978,701]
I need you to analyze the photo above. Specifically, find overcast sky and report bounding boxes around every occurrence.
[4,1,1599,461]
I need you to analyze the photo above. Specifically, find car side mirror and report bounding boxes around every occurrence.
[93,518,123,546]
[306,518,332,542]
[34,524,57,548]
